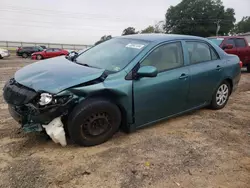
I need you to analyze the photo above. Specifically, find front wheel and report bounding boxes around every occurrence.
[22,53,28,58]
[36,54,43,60]
[68,98,121,146]
[210,81,231,110]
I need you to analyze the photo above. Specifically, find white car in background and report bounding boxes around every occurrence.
[0,48,10,59]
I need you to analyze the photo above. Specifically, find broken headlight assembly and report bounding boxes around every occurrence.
[38,93,72,107]
[39,93,53,106]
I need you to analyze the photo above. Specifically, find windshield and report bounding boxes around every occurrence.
[76,38,149,72]
[208,38,224,46]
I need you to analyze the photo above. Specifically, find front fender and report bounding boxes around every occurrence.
[67,79,134,131]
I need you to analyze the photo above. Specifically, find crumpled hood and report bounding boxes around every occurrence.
[15,56,105,93]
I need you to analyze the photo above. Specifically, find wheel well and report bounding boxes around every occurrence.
[87,91,129,132]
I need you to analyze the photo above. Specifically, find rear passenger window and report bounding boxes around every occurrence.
[211,49,219,60]
[235,38,246,47]
[186,42,218,64]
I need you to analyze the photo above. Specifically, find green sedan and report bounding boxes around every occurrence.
[3,34,241,146]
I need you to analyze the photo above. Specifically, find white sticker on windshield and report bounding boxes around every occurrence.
[126,43,145,49]
[216,38,224,40]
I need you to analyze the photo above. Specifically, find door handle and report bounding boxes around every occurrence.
[216,65,222,71]
[179,73,189,79]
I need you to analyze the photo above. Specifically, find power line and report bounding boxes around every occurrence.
[0,7,157,23]
[2,5,150,20]
[0,17,125,29]
[0,22,121,32]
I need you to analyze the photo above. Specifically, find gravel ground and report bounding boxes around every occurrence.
[0,56,249,188]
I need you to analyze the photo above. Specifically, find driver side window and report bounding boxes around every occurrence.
[46,48,54,52]
[141,42,184,72]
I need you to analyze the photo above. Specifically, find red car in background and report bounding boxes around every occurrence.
[31,48,69,60]
[208,36,250,72]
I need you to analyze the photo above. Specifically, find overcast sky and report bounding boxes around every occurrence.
[0,0,249,45]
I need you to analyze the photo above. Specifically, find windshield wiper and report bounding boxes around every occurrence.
[74,59,101,69]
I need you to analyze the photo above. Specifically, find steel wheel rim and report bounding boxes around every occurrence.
[82,112,111,137]
[37,55,42,60]
[216,84,229,106]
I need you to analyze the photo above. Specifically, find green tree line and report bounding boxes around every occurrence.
[95,0,249,45]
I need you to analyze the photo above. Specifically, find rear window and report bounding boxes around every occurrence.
[235,38,246,47]
[208,38,224,46]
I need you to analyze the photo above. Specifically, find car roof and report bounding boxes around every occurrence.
[208,36,245,39]
[116,33,205,42]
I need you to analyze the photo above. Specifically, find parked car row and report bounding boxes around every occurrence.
[16,46,69,60]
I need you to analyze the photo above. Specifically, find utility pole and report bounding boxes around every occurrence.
[215,20,221,36]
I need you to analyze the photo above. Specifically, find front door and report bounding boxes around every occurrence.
[185,41,223,108]
[44,48,54,58]
[223,38,238,55]
[133,41,190,127]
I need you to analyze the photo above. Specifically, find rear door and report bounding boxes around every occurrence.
[133,41,190,126]
[235,38,249,64]
[185,40,223,108]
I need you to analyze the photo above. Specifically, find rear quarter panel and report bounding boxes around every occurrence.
[205,38,241,94]
[221,54,241,93]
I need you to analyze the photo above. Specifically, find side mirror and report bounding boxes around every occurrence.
[223,44,233,50]
[66,52,78,61]
[137,66,158,78]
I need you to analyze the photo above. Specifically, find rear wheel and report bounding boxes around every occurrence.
[247,64,250,73]
[22,53,28,58]
[68,98,121,146]
[36,54,43,60]
[0,55,3,59]
[210,81,231,110]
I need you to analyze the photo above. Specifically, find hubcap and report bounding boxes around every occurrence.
[82,112,111,137]
[216,84,229,106]
[37,55,42,60]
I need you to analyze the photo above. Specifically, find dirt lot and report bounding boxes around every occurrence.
[0,56,249,188]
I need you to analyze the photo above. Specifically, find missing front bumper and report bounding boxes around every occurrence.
[9,105,67,146]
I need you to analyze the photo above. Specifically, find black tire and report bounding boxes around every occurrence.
[247,64,250,73]
[210,81,231,110]
[36,54,43,60]
[68,98,121,146]
[0,55,3,59]
[22,53,28,58]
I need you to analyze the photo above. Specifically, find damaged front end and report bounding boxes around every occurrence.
[3,78,77,146]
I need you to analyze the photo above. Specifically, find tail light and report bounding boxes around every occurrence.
[239,61,243,68]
